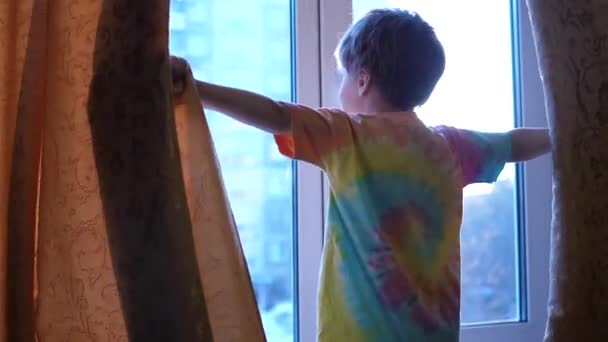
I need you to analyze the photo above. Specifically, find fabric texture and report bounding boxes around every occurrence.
[526,1,608,341]
[275,103,510,341]
[0,1,264,341]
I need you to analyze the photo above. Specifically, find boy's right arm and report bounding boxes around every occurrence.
[171,56,291,135]
[171,56,351,168]
[194,80,291,135]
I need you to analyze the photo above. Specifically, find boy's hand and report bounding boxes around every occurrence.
[170,56,191,99]
[508,128,551,162]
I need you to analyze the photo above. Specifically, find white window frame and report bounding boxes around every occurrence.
[295,0,552,341]
[294,2,324,342]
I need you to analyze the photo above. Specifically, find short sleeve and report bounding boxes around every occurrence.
[274,102,352,168]
[435,126,512,185]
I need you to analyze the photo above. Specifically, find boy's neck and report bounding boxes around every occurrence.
[357,91,407,114]
[359,101,405,114]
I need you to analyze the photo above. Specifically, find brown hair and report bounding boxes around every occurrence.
[337,9,445,111]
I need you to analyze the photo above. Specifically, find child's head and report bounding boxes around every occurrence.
[336,9,445,113]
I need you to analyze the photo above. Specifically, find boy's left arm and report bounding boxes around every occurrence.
[507,128,551,162]
[436,126,550,186]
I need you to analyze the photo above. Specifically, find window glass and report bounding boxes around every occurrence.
[170,1,296,339]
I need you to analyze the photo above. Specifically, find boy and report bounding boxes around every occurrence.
[172,8,550,342]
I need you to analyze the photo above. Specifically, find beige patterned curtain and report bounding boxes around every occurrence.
[526,1,608,341]
[0,0,264,341]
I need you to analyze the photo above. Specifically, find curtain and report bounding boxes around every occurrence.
[0,0,265,341]
[526,1,608,341]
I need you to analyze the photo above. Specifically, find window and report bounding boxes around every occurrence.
[169,1,297,341]
[170,1,551,341]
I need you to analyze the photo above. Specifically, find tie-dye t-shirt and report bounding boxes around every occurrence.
[274,103,511,342]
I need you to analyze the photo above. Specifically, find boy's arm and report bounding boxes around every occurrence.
[194,80,291,135]
[171,56,351,167]
[171,56,290,134]
[436,126,549,185]
[507,128,551,162]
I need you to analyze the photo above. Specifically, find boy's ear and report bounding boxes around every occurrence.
[358,69,372,96]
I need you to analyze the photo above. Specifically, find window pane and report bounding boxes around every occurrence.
[169,1,295,340]
[351,0,520,325]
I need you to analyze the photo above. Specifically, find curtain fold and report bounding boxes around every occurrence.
[1,0,45,340]
[175,72,266,342]
[526,1,608,341]
[1,0,265,341]
[86,0,212,340]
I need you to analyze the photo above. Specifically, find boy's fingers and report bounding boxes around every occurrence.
[170,56,190,72]
[170,56,190,98]
[173,80,185,98]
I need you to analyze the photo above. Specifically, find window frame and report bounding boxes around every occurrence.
[293,2,324,342]
[294,0,552,341]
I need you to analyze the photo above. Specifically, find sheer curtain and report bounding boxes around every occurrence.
[0,0,264,341]
[526,1,608,341]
